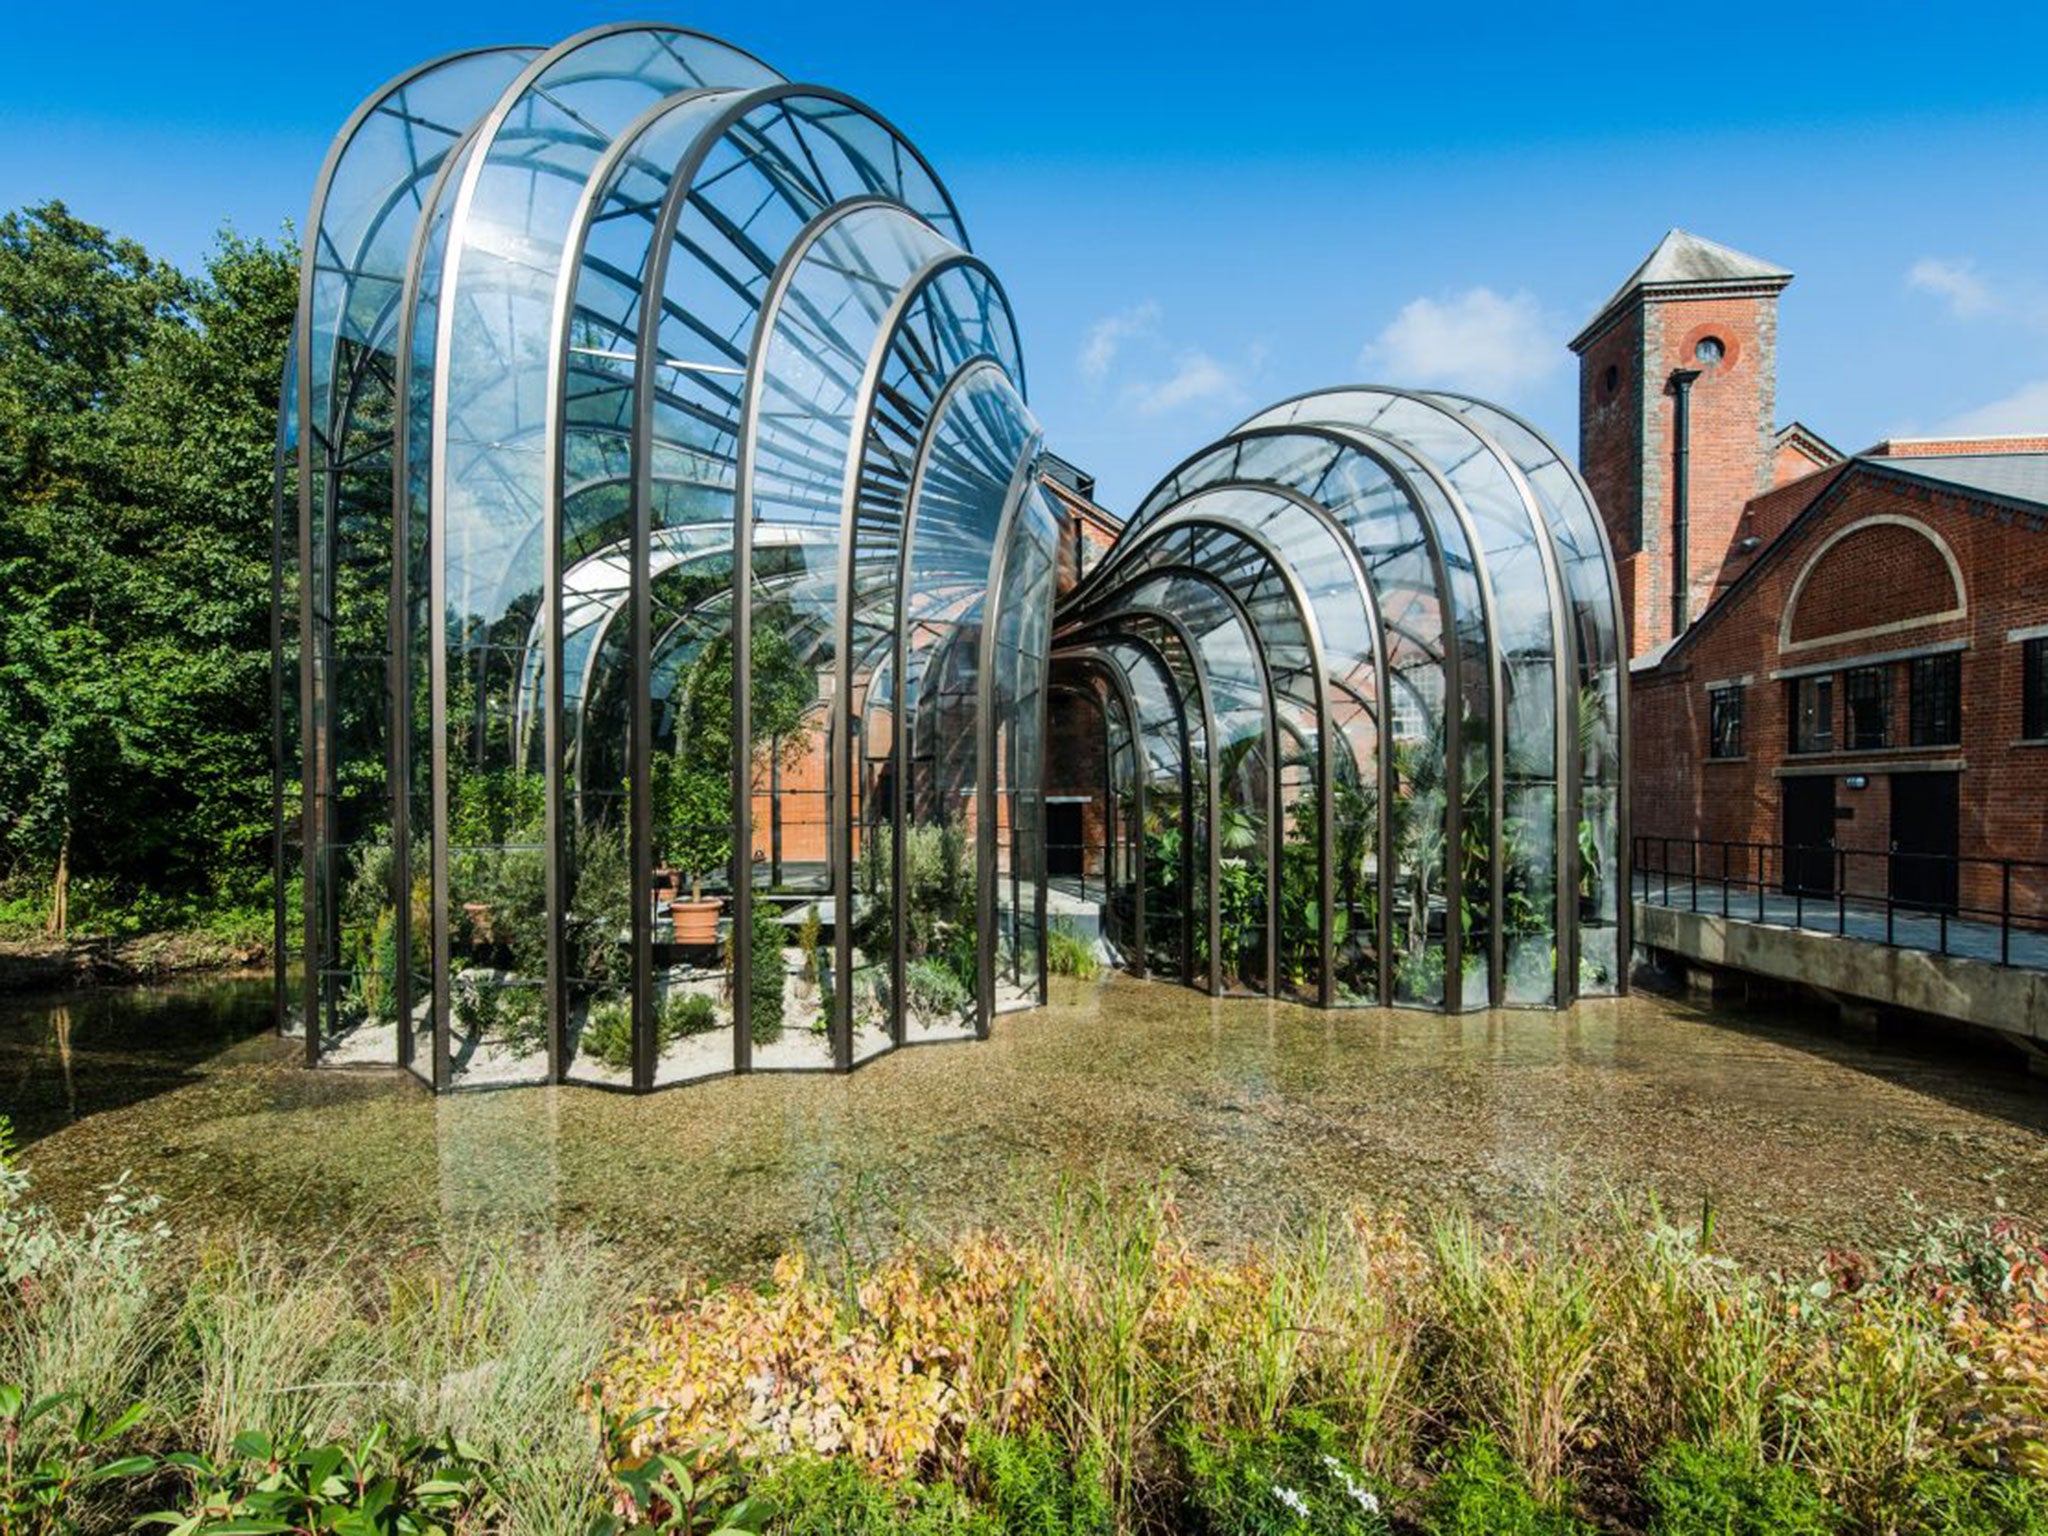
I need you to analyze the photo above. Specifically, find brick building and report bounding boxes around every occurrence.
[1581,230,2048,918]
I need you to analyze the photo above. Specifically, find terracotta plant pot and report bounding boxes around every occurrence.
[461,901,494,943]
[669,897,722,946]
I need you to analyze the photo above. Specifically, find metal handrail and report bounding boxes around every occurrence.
[1630,835,2048,969]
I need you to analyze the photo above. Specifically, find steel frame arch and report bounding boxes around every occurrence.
[1065,524,1328,1003]
[1063,496,1349,1005]
[1239,388,1580,1007]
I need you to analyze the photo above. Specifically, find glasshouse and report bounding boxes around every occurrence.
[276,22,1628,1091]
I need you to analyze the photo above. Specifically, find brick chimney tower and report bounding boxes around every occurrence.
[1572,230,1792,659]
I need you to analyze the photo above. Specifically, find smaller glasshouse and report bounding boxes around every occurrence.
[274,23,1628,1092]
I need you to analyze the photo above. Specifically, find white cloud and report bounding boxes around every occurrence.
[1359,287,1561,398]
[1123,351,1244,417]
[1078,300,1160,385]
[1934,378,2048,435]
[1908,257,1996,319]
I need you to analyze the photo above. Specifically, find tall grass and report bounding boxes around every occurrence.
[1427,1211,1609,1506]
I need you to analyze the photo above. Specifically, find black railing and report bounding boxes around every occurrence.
[1633,836,2048,970]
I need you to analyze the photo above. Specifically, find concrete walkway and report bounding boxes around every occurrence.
[1636,876,2048,971]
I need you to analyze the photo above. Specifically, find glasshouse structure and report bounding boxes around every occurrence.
[275,22,1627,1091]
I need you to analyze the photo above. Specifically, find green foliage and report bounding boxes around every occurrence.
[1172,1412,1391,1536]
[903,820,974,964]
[0,203,295,930]
[755,1456,994,1535]
[664,990,720,1038]
[592,1409,772,1536]
[582,996,638,1071]
[0,1386,156,1536]
[904,958,971,1021]
[1046,921,1099,981]
[966,1426,1112,1535]
[1903,1468,2048,1536]
[750,899,786,1046]
[567,983,723,1069]
[144,1424,500,1536]
[1419,1433,1590,1536]
[1641,1443,1840,1536]
[1216,860,1262,982]
[655,630,819,891]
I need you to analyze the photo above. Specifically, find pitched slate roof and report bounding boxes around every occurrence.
[1862,452,2048,511]
[1572,229,1793,351]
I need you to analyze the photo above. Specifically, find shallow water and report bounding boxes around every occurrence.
[3,972,2044,1276]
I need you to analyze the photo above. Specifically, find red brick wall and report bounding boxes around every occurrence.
[1046,682,1109,878]
[1578,289,1779,658]
[1631,469,2048,919]
[1577,308,1645,649]
[1785,520,1960,643]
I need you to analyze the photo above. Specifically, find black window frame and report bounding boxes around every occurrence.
[2026,638,2048,742]
[1908,652,1961,747]
[1708,684,1745,759]
[1787,674,1834,755]
[1844,665,1891,751]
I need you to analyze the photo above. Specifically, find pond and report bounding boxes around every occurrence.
[4,971,2044,1276]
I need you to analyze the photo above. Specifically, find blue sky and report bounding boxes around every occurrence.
[6,1,2047,509]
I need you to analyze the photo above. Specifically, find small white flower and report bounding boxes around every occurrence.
[1320,1455,1380,1515]
[1272,1484,1311,1519]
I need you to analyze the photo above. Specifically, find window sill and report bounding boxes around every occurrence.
[2015,737,2048,749]
[1705,754,1748,764]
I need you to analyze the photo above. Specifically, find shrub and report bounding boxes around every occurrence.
[1173,1411,1391,1535]
[664,990,720,1038]
[0,1386,155,1536]
[1903,1467,2048,1536]
[1046,921,1100,981]
[1420,1432,1590,1536]
[905,958,972,1021]
[760,1456,996,1535]
[750,900,786,1045]
[583,996,637,1070]
[150,1424,500,1536]
[1640,1442,1840,1536]
[968,1426,1112,1535]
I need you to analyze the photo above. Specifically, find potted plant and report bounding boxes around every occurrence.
[653,752,730,946]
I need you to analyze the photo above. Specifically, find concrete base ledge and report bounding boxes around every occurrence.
[1633,900,2047,1042]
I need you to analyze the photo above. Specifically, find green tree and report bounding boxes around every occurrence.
[0,201,294,935]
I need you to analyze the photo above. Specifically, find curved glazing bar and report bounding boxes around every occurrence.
[1090,427,1471,1006]
[894,363,1041,1041]
[837,261,1023,1060]
[623,87,973,1086]
[1064,486,1367,1003]
[735,199,999,1069]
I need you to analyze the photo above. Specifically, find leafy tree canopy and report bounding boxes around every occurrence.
[0,201,296,934]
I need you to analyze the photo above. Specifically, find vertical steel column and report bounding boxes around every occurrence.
[974,446,1044,1038]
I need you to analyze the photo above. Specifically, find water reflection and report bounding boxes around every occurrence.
[2,972,2042,1276]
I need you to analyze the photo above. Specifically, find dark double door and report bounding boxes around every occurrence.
[1780,773,1958,911]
